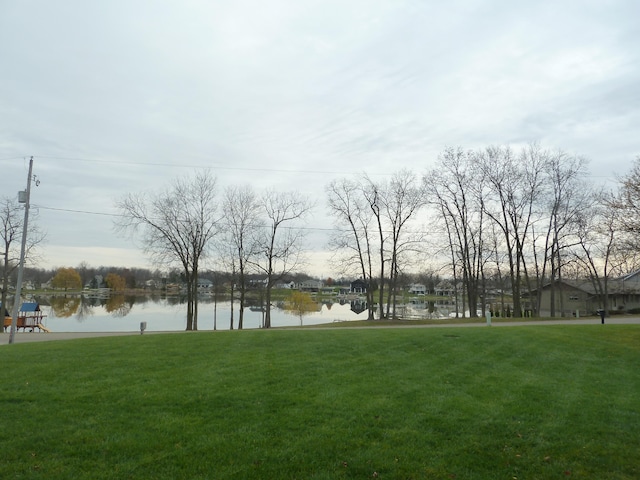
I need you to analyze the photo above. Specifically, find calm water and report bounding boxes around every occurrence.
[22,293,455,333]
[31,295,375,332]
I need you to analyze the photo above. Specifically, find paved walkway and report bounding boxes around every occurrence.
[1,331,181,345]
[3,317,639,345]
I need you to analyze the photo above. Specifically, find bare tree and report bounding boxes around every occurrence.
[326,178,376,319]
[531,151,590,316]
[427,148,485,318]
[253,190,312,328]
[353,171,427,320]
[1,196,45,316]
[477,145,546,317]
[382,170,426,318]
[115,171,219,330]
[220,185,262,330]
[361,176,388,319]
[615,156,640,245]
[486,221,509,316]
[571,190,628,315]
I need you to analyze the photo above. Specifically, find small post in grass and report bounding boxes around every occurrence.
[140,322,147,334]
[486,311,491,327]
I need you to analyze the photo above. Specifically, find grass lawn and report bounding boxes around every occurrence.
[1,325,639,479]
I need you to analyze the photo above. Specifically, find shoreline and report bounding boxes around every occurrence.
[3,317,640,344]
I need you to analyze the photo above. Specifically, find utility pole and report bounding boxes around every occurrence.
[8,157,34,344]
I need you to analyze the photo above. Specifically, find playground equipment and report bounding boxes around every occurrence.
[2,302,49,333]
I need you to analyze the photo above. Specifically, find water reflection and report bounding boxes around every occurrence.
[104,295,133,317]
[35,294,373,332]
[33,294,460,333]
[348,299,368,315]
[49,296,81,318]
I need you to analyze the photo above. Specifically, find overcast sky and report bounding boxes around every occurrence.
[1,0,639,277]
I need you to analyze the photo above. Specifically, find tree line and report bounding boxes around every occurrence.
[3,144,639,329]
[328,144,640,320]
[426,145,640,318]
[114,173,314,330]
[113,144,640,328]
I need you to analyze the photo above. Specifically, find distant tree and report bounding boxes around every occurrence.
[116,269,137,289]
[414,270,441,293]
[115,170,219,331]
[51,267,82,291]
[76,261,93,289]
[285,291,318,325]
[88,276,102,289]
[23,266,52,289]
[105,273,127,291]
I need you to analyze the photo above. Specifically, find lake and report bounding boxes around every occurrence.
[31,294,372,332]
[26,294,450,332]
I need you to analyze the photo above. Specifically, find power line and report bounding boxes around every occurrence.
[33,203,428,235]
[29,154,390,176]
[4,154,621,180]
[33,205,122,218]
[33,204,343,232]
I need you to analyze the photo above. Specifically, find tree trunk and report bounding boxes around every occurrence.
[185,272,194,331]
[193,271,199,331]
[230,281,234,330]
[264,283,272,328]
[238,280,245,330]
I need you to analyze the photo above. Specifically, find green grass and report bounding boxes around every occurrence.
[1,326,639,479]
[312,315,598,328]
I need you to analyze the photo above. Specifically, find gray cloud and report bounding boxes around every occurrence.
[1,0,638,271]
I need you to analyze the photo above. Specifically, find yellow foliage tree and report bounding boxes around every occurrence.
[105,273,127,291]
[285,291,318,325]
[51,267,82,291]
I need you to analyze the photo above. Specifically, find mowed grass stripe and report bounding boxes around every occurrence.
[1,326,638,479]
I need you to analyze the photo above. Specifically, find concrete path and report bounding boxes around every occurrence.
[2,317,639,345]
[1,330,177,345]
